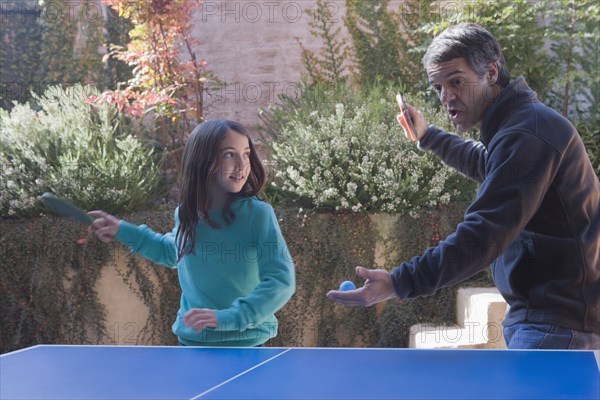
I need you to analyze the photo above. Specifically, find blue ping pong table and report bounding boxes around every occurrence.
[1,345,599,399]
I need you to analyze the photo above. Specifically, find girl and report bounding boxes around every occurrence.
[89,120,295,347]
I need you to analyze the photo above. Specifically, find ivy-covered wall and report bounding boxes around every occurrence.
[0,204,493,353]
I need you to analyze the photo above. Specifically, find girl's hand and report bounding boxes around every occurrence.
[88,211,120,243]
[183,308,218,333]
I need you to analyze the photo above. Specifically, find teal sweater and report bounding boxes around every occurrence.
[116,196,296,346]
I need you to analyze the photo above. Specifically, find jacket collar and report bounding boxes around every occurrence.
[480,76,539,146]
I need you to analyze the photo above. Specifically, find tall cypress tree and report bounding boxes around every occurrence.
[0,0,43,109]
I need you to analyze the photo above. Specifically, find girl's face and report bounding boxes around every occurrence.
[210,130,252,207]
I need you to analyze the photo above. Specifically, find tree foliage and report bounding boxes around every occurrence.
[94,0,208,118]
[88,0,216,165]
[1,0,126,109]
[345,0,404,87]
[38,0,107,89]
[298,0,350,85]
[543,0,600,123]
[0,1,42,109]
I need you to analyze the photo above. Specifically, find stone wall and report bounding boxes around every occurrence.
[89,209,497,348]
[1,205,497,352]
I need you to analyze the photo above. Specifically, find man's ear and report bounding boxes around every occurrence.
[488,63,499,84]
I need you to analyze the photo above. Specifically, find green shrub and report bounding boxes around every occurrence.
[577,121,600,178]
[0,84,163,217]
[267,82,477,214]
[258,79,357,142]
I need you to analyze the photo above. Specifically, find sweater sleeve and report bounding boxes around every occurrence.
[115,211,178,269]
[391,130,560,299]
[419,126,487,183]
[214,204,296,331]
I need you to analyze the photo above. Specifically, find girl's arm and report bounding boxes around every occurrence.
[90,210,178,268]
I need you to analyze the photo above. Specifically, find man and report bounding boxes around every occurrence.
[327,23,600,349]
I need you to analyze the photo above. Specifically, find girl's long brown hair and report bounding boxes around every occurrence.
[176,120,266,261]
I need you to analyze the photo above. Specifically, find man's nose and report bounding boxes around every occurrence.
[440,86,456,105]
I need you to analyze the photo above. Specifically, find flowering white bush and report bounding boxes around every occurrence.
[0,85,162,217]
[271,92,473,215]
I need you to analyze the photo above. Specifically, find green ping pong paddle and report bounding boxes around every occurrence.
[41,192,94,225]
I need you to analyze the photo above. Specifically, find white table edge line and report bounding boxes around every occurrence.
[189,348,293,399]
[0,345,42,358]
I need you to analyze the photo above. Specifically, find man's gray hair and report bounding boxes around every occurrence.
[423,23,510,87]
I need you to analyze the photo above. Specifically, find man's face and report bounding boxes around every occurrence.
[427,57,497,133]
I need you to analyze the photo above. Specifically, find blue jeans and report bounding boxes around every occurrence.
[504,323,600,349]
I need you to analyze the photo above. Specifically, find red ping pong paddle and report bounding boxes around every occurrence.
[396,94,418,141]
